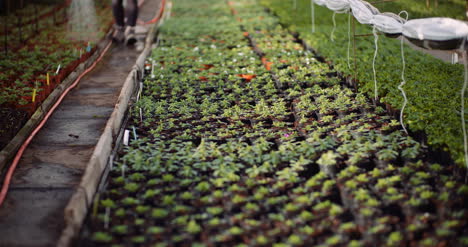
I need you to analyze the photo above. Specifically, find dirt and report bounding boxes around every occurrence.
[0,107,29,150]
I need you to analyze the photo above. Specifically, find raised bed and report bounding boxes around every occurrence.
[260,0,468,166]
[0,0,113,150]
[81,0,468,246]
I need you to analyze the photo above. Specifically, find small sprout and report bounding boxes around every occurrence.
[387,187,398,194]
[360,208,374,216]
[317,150,338,166]
[135,205,150,214]
[445,181,456,189]
[408,197,422,207]
[329,204,344,216]
[300,225,315,235]
[420,190,435,200]
[366,198,380,207]
[207,206,223,215]
[294,195,310,204]
[172,215,189,226]
[122,197,139,206]
[151,208,169,219]
[192,243,207,247]
[313,200,331,211]
[457,185,468,195]
[228,226,243,235]
[92,232,112,243]
[400,166,414,175]
[232,194,246,204]
[112,176,125,184]
[355,174,369,183]
[186,220,201,234]
[348,240,363,247]
[387,231,403,245]
[162,174,175,182]
[147,178,160,186]
[129,172,145,181]
[131,235,145,244]
[325,235,342,245]
[415,171,430,179]
[339,222,357,232]
[369,224,386,234]
[429,163,442,172]
[285,203,300,212]
[345,180,358,189]
[115,208,126,217]
[376,149,398,161]
[112,225,128,235]
[213,190,224,198]
[244,202,260,212]
[100,199,116,208]
[256,235,269,245]
[181,191,194,200]
[208,217,221,227]
[195,181,211,192]
[174,205,191,214]
[287,234,303,245]
[147,226,164,234]
[371,168,382,178]
[273,243,288,247]
[299,210,314,221]
[142,189,159,199]
[162,195,176,205]
[322,179,336,192]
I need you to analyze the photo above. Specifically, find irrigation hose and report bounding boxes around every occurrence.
[331,12,336,42]
[310,0,315,33]
[372,26,379,102]
[0,41,113,207]
[144,0,167,24]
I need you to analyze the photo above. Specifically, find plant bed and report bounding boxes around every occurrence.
[81,0,468,246]
[0,0,113,150]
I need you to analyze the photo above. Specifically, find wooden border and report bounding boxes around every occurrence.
[0,30,113,181]
[56,3,167,246]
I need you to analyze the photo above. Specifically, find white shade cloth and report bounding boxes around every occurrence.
[349,0,379,24]
[403,18,468,41]
[325,0,350,13]
[372,13,405,34]
[313,0,327,6]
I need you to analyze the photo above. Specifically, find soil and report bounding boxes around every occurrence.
[0,107,29,150]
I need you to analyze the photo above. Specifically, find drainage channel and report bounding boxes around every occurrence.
[0,1,163,246]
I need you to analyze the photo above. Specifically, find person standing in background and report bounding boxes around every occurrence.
[112,0,138,45]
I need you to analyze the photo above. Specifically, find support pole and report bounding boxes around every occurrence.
[34,4,38,34]
[4,0,8,55]
[18,0,23,44]
[466,0,468,21]
[352,16,357,90]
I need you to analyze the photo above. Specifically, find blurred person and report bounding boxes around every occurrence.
[112,0,138,45]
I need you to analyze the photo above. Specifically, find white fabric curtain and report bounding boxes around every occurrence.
[349,0,379,25]
[325,0,350,13]
[371,13,405,34]
[403,18,468,41]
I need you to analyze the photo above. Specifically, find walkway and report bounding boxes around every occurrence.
[0,0,161,246]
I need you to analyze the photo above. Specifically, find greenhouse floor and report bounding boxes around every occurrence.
[0,0,162,246]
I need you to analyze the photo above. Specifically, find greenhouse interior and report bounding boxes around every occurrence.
[0,0,467,246]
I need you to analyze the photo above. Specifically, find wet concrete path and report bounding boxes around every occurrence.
[0,0,161,246]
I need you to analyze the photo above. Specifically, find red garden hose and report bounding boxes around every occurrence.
[0,41,113,207]
[144,0,166,24]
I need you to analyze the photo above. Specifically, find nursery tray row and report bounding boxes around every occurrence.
[82,0,468,246]
[259,0,468,166]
